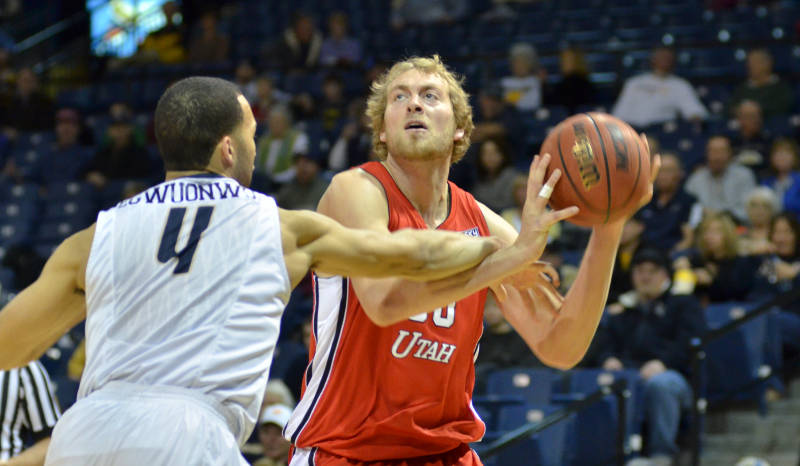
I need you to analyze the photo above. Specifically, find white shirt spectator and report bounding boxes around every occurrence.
[684,162,757,222]
[612,72,708,127]
[500,75,542,111]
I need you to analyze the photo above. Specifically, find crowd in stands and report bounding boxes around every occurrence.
[0,0,799,464]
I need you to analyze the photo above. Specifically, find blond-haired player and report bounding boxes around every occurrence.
[285,56,659,465]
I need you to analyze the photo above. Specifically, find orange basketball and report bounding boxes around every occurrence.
[540,113,651,227]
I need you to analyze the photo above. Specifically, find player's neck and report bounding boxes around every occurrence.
[384,155,451,228]
[164,168,225,181]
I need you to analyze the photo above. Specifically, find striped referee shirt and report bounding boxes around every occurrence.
[0,361,61,461]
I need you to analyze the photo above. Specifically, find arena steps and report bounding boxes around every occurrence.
[700,379,800,466]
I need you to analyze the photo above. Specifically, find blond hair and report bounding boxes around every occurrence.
[365,55,474,163]
[696,212,740,260]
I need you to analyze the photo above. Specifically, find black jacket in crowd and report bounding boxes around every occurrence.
[589,291,708,377]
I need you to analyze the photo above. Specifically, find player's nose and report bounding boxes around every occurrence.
[406,95,423,113]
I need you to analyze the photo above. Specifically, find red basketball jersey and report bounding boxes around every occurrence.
[284,162,490,461]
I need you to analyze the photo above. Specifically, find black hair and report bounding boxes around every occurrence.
[154,76,244,171]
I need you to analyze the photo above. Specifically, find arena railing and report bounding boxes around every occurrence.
[687,287,800,466]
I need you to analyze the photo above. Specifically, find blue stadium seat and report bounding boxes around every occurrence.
[0,218,32,247]
[703,302,774,405]
[34,243,58,259]
[44,181,96,201]
[564,368,644,457]
[1,200,38,223]
[486,368,559,405]
[0,266,14,291]
[0,183,39,203]
[42,199,98,223]
[494,403,569,466]
[35,220,83,244]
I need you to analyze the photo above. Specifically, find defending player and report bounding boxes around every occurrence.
[0,77,573,465]
[285,56,660,465]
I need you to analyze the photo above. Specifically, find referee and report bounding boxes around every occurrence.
[0,361,61,465]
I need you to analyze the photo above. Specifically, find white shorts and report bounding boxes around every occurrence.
[46,382,248,466]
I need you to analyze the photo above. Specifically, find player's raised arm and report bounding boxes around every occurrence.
[279,208,500,288]
[0,226,93,370]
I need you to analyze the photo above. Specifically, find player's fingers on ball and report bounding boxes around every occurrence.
[548,206,579,223]
[650,153,662,180]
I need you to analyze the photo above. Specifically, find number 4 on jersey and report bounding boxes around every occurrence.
[157,206,214,274]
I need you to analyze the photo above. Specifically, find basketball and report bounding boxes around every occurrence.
[540,112,651,227]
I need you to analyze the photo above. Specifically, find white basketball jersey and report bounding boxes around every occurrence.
[79,174,290,444]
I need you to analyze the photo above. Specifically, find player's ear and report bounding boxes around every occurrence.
[220,136,234,168]
[453,128,465,141]
[379,130,386,143]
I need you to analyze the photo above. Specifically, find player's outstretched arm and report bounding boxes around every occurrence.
[490,148,661,370]
[279,208,500,289]
[314,157,577,327]
[0,226,93,370]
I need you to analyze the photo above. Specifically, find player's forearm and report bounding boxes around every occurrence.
[529,222,625,368]
[402,229,502,281]
[5,438,50,465]
[361,241,541,326]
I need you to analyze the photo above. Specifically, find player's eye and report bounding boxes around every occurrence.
[425,92,437,100]
[394,93,406,101]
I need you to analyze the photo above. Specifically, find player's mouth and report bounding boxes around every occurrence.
[404,121,428,132]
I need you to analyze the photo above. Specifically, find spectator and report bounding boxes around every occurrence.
[471,136,520,212]
[136,1,186,64]
[275,149,330,211]
[0,361,61,464]
[0,46,15,92]
[500,42,544,111]
[592,247,706,465]
[475,293,543,392]
[251,74,290,126]
[730,100,772,176]
[266,11,322,71]
[740,187,779,255]
[728,48,794,119]
[27,108,91,186]
[750,213,800,370]
[234,60,258,104]
[319,11,362,67]
[328,98,372,172]
[188,10,230,64]
[252,404,292,466]
[83,105,155,190]
[472,82,521,146]
[675,213,759,304]
[390,0,468,29]
[761,138,800,211]
[317,73,347,134]
[0,67,54,136]
[608,219,646,304]
[685,135,757,223]
[612,46,708,128]
[636,153,703,252]
[255,106,309,185]
[545,47,597,114]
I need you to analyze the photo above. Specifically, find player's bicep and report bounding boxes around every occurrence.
[0,227,92,369]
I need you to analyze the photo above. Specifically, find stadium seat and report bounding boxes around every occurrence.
[0,266,14,291]
[42,199,98,223]
[486,368,559,405]
[44,181,96,201]
[35,220,84,244]
[493,403,569,466]
[703,302,774,406]
[0,219,33,247]
[1,200,38,223]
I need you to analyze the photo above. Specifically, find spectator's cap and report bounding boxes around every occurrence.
[259,404,292,429]
[295,133,329,165]
[509,43,538,67]
[631,247,671,272]
[56,108,80,125]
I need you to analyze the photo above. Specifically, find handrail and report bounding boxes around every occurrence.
[14,11,86,54]
[477,378,628,465]
[687,287,800,466]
